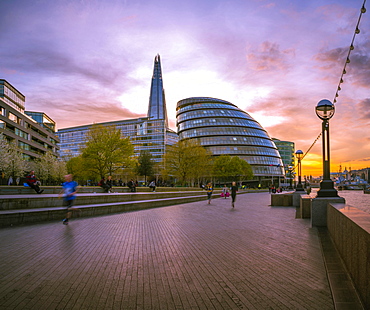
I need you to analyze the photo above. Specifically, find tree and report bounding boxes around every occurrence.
[0,134,29,182]
[135,151,154,184]
[164,140,212,186]
[213,155,253,184]
[82,125,134,179]
[35,152,67,185]
[66,155,92,184]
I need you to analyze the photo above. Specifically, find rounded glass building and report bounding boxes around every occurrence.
[176,97,284,178]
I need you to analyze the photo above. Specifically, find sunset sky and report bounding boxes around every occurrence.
[1,0,369,177]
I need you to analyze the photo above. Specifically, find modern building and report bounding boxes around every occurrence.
[0,79,59,161]
[57,55,178,163]
[272,138,295,181]
[176,97,284,182]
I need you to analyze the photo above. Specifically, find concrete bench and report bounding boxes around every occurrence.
[327,203,370,309]
[0,194,210,227]
[0,191,208,210]
[299,195,312,219]
[0,191,227,227]
[270,192,294,206]
[0,186,210,195]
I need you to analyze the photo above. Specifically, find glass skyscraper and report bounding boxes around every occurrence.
[176,97,284,178]
[57,55,178,162]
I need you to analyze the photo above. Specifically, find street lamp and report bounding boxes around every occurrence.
[295,150,305,191]
[315,99,338,197]
[288,166,294,189]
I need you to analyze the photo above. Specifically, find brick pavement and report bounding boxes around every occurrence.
[0,192,336,309]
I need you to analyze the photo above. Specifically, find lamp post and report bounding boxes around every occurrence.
[288,166,294,189]
[295,150,305,191]
[315,99,338,197]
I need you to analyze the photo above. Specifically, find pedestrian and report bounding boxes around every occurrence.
[149,180,156,192]
[26,170,44,194]
[60,174,80,225]
[230,181,238,208]
[106,176,114,193]
[222,185,229,199]
[206,182,213,204]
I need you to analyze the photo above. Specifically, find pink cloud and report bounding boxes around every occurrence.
[247,41,295,71]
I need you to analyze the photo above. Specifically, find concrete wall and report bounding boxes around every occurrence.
[327,203,370,309]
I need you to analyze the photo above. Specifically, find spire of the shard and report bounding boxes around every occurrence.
[147,54,168,126]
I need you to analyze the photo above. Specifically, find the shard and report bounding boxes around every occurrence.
[147,54,168,127]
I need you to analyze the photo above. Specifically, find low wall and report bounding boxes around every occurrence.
[327,203,370,309]
[300,195,312,218]
[0,191,210,210]
[270,192,293,206]
[0,186,207,195]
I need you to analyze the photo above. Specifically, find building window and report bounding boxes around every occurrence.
[0,107,5,116]
[8,112,18,123]
[0,120,5,128]
[18,141,30,150]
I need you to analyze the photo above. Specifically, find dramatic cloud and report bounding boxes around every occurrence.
[1,0,369,175]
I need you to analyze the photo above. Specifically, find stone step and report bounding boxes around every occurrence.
[0,186,205,195]
[0,191,214,210]
[0,193,224,227]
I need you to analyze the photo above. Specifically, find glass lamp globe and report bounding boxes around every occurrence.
[295,149,303,160]
[316,99,335,120]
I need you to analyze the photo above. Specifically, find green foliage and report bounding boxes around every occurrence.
[164,140,212,186]
[213,155,253,182]
[135,151,154,183]
[81,124,134,179]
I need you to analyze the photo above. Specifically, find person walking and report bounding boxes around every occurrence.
[230,181,238,208]
[106,176,114,193]
[60,174,80,225]
[26,171,44,194]
[206,182,213,204]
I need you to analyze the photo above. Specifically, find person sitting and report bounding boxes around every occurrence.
[149,180,156,192]
[26,171,44,194]
[98,177,110,193]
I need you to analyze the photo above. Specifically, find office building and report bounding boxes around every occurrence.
[176,97,285,180]
[0,79,59,161]
[57,55,178,162]
[273,138,295,170]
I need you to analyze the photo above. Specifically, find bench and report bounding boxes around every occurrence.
[0,191,227,227]
[270,192,294,206]
[300,195,313,218]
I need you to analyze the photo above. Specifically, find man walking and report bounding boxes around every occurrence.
[230,181,238,208]
[60,174,80,225]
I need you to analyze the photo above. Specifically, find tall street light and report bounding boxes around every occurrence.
[315,99,339,197]
[295,150,305,192]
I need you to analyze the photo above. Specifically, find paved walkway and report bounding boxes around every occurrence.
[0,192,336,309]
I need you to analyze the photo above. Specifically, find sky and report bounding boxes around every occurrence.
[1,0,369,177]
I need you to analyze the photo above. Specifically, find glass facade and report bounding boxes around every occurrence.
[176,97,284,177]
[57,118,177,162]
[272,138,295,179]
[57,54,178,162]
[0,79,25,112]
[25,111,56,133]
[0,79,60,160]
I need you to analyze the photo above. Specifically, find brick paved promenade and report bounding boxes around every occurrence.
[0,192,335,309]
